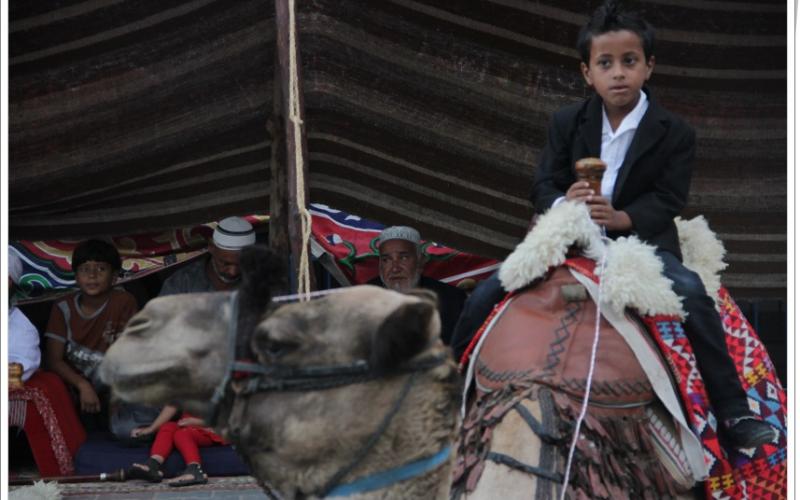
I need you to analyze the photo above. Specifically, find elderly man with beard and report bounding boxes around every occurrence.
[159,216,256,296]
[368,226,466,345]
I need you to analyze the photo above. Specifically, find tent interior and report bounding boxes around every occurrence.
[9,0,787,385]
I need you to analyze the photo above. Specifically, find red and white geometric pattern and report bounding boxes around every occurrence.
[640,287,787,500]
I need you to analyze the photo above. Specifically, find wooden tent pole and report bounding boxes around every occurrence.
[274,0,315,294]
[268,79,290,289]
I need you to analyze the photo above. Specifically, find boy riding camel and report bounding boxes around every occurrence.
[451,0,775,449]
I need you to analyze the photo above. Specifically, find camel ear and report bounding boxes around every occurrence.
[237,246,288,356]
[370,297,438,375]
[240,245,288,298]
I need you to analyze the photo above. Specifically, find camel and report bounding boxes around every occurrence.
[451,201,786,499]
[100,247,461,499]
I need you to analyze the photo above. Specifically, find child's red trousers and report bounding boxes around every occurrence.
[149,421,224,464]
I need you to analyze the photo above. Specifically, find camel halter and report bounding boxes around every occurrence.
[210,291,452,498]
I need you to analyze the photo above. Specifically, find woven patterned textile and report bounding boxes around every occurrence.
[9,215,268,303]
[9,1,786,302]
[10,475,265,497]
[11,205,497,303]
[9,371,86,477]
[564,257,787,499]
[9,400,27,428]
[311,204,498,285]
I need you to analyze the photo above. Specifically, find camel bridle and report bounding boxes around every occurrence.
[209,291,452,498]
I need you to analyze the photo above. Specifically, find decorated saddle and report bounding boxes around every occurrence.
[454,202,786,500]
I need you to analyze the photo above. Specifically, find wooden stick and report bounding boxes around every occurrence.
[9,468,126,486]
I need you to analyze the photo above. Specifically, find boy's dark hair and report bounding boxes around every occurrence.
[576,1,655,64]
[71,239,122,272]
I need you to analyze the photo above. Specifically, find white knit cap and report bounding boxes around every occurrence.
[9,249,23,284]
[213,216,256,250]
[377,226,421,248]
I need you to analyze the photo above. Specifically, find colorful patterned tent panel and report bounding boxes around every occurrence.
[311,204,499,286]
[11,206,497,303]
[10,215,268,303]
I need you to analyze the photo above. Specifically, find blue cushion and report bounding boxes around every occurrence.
[74,432,250,478]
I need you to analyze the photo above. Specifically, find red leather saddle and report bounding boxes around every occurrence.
[474,267,656,406]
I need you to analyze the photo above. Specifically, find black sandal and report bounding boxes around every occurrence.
[168,463,208,487]
[126,457,163,483]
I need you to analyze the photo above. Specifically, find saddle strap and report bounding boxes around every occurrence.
[514,402,560,444]
[486,452,562,484]
[461,297,517,418]
[569,268,707,481]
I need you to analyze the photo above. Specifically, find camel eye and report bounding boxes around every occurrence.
[257,337,298,359]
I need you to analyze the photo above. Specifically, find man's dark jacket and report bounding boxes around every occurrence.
[531,89,695,259]
[368,275,466,345]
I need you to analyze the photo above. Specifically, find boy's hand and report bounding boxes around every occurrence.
[586,197,632,232]
[565,181,595,203]
[78,381,101,413]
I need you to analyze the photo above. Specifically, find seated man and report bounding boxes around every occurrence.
[117,217,256,443]
[368,226,466,345]
[160,216,256,295]
[8,250,40,382]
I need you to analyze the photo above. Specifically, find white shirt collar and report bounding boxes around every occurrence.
[602,89,649,138]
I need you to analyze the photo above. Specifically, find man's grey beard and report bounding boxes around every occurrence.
[211,258,241,284]
[380,270,421,291]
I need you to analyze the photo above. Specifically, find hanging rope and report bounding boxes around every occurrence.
[287,0,313,301]
[559,234,610,500]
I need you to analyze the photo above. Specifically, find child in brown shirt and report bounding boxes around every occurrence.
[44,239,138,427]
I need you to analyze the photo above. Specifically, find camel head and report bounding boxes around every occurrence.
[99,291,233,413]
[226,284,459,498]
[99,246,287,414]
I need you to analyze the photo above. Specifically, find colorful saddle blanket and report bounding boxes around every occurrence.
[567,257,787,499]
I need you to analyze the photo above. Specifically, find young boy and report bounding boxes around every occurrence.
[453,1,774,448]
[44,239,138,430]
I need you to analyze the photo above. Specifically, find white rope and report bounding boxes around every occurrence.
[287,0,313,301]
[273,287,348,303]
[558,235,610,500]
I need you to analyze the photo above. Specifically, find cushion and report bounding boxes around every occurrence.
[74,432,250,478]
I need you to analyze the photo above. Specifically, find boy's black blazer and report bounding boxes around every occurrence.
[531,89,695,259]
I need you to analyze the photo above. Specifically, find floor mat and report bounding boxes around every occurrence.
[10,475,267,497]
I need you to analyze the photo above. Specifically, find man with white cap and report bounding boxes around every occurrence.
[160,216,256,296]
[8,249,41,381]
[368,226,466,345]
[120,218,256,443]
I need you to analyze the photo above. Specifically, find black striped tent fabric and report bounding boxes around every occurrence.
[9,0,786,301]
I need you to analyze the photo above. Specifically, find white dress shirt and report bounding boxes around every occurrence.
[552,89,649,206]
[599,90,649,198]
[9,306,41,381]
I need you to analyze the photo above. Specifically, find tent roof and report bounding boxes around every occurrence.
[9,0,786,299]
